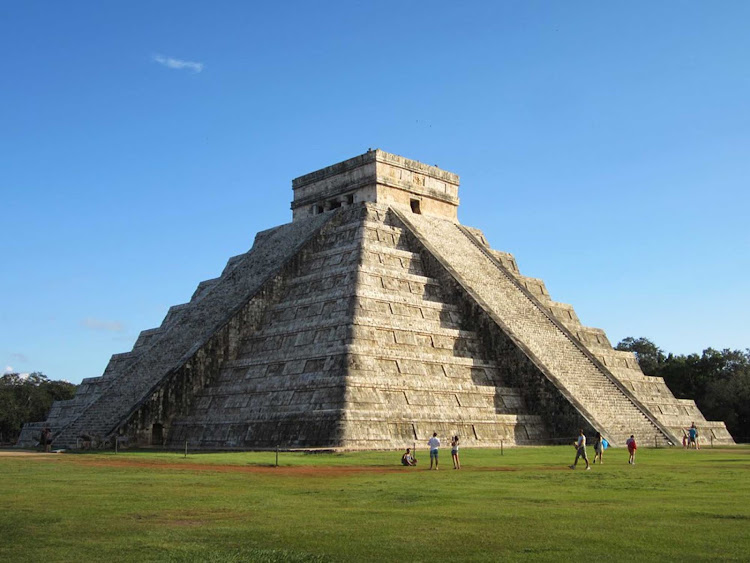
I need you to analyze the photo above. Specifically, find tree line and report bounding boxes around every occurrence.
[0,373,77,444]
[616,337,750,442]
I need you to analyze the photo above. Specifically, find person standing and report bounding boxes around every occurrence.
[688,423,700,450]
[427,432,440,470]
[626,435,637,464]
[593,431,604,465]
[569,429,591,470]
[41,427,51,453]
[39,428,47,452]
[451,436,461,470]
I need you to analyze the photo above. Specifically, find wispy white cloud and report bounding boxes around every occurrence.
[4,366,14,374]
[81,317,125,332]
[10,352,28,363]
[152,53,204,73]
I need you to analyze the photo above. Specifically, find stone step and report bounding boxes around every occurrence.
[352,314,473,338]
[346,346,499,371]
[243,309,351,340]
[396,210,674,446]
[51,213,336,449]
[283,263,358,288]
[190,277,221,302]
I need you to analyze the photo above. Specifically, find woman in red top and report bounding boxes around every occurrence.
[626,435,637,465]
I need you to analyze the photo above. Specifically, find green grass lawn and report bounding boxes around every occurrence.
[1,446,748,562]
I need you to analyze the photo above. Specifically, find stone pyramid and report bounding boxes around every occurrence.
[19,150,734,450]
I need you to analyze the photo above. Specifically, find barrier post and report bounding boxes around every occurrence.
[184,440,188,458]
[276,445,279,467]
[501,440,504,456]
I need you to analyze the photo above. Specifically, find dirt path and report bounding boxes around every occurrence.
[1,450,529,475]
[0,450,52,458]
[0,450,407,476]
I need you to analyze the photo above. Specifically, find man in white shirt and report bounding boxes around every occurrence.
[569,429,591,470]
[428,432,441,470]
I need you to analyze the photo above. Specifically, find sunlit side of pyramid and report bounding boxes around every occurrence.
[19,150,734,449]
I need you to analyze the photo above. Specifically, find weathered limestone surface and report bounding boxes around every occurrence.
[164,204,544,449]
[483,244,734,444]
[340,205,545,448]
[46,213,333,448]
[20,149,733,449]
[292,149,460,221]
[395,209,681,447]
[167,209,361,447]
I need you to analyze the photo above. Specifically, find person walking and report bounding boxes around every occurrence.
[569,429,591,470]
[451,435,461,469]
[428,432,440,470]
[593,431,604,465]
[626,435,637,464]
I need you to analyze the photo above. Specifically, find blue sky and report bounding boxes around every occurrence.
[2,2,748,384]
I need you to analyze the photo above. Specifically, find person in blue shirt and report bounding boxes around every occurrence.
[687,423,700,450]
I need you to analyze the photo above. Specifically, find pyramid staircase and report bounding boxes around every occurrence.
[168,204,545,449]
[394,210,678,447]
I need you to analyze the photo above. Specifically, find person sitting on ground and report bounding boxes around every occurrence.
[401,448,417,466]
[626,435,637,465]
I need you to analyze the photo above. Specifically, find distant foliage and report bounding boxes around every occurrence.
[616,338,750,442]
[0,373,77,444]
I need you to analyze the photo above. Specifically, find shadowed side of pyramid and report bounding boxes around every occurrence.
[22,214,334,449]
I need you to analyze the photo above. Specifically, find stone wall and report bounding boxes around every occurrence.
[338,204,546,449]
[166,207,364,448]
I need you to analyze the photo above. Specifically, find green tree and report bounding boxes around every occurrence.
[0,372,77,443]
[614,337,666,376]
[616,338,750,442]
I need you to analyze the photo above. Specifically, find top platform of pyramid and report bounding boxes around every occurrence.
[291,149,460,221]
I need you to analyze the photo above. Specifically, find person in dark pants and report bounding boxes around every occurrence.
[41,427,51,453]
[401,448,417,466]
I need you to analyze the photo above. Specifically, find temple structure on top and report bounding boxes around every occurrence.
[291,149,459,221]
[18,150,734,450]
